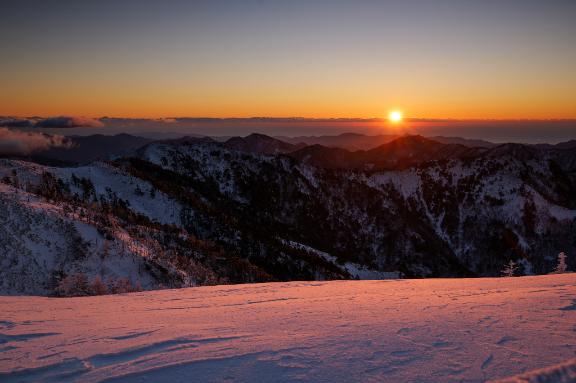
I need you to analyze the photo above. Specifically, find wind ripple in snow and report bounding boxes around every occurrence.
[0,275,575,382]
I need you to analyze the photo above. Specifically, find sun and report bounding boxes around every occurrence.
[389,111,403,123]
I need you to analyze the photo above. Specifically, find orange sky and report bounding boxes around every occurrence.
[3,80,575,120]
[1,1,575,120]
[3,53,574,119]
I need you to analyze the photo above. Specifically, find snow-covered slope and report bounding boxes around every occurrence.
[0,159,182,226]
[0,274,574,382]
[54,163,181,225]
[0,182,156,294]
[1,136,575,295]
[136,138,576,278]
[0,160,222,295]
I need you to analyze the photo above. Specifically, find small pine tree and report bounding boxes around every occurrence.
[101,240,110,260]
[134,185,145,196]
[56,273,90,296]
[501,260,518,277]
[91,276,108,295]
[114,277,133,294]
[11,169,19,189]
[554,252,568,274]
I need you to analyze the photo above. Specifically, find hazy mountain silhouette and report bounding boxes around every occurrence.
[32,134,152,164]
[288,135,482,170]
[224,133,306,154]
[276,133,496,150]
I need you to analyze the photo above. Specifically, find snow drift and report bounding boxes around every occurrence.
[0,274,574,382]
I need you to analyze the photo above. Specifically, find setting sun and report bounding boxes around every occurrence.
[389,111,403,123]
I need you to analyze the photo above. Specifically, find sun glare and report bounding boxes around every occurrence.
[389,111,403,123]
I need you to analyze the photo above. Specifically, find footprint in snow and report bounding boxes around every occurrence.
[432,341,453,348]
[0,332,59,344]
[396,327,414,335]
[110,330,158,341]
[497,335,518,345]
[481,354,493,370]
[559,299,576,311]
[0,321,15,330]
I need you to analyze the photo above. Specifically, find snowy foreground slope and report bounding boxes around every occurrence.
[1,274,575,383]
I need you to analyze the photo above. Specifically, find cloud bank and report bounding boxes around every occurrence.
[34,116,104,128]
[0,118,34,128]
[0,116,105,129]
[2,116,576,143]
[0,128,72,155]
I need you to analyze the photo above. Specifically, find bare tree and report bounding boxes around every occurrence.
[501,260,518,277]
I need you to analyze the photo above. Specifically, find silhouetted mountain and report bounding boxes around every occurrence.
[32,134,152,164]
[485,143,541,161]
[277,133,496,150]
[288,144,358,169]
[555,140,576,149]
[533,140,576,150]
[276,133,398,150]
[133,131,203,140]
[224,133,306,154]
[360,135,480,169]
[159,136,216,145]
[289,135,482,170]
[428,136,496,148]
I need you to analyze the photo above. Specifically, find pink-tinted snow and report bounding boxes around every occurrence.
[0,274,575,382]
[496,357,576,383]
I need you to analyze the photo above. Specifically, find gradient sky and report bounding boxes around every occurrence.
[1,0,575,119]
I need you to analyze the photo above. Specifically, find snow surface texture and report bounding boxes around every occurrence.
[1,274,575,382]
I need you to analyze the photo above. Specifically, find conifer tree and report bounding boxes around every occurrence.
[554,252,568,274]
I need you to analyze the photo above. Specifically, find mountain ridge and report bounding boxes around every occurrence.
[1,134,575,295]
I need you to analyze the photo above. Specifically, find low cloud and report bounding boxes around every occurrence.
[0,128,72,155]
[0,118,34,128]
[154,118,178,123]
[35,116,104,128]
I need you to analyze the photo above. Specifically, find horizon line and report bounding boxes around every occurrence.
[3,115,576,123]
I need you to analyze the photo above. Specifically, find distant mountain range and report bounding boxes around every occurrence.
[223,133,306,154]
[287,135,482,170]
[5,132,576,166]
[276,133,497,150]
